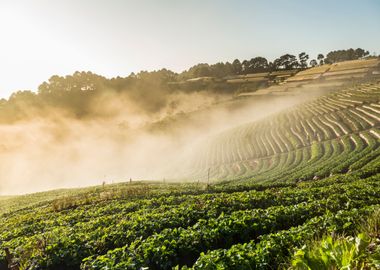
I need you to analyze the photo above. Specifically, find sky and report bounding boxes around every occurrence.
[0,0,379,98]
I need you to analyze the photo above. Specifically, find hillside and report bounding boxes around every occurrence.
[176,81,380,183]
[238,57,380,97]
[148,58,380,139]
[1,0,380,268]
[0,80,379,269]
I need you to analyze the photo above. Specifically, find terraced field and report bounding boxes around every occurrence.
[182,82,380,184]
[241,58,380,97]
[288,58,380,82]
[0,81,379,270]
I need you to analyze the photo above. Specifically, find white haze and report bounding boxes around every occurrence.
[0,91,318,195]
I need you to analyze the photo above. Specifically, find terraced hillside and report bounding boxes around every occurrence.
[0,82,379,270]
[239,58,380,97]
[287,58,380,83]
[180,82,380,183]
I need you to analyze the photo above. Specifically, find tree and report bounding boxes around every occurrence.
[268,61,276,71]
[309,59,318,67]
[232,59,242,75]
[317,54,324,65]
[185,63,212,78]
[223,62,234,77]
[298,52,309,69]
[4,90,40,121]
[210,62,234,78]
[8,90,38,105]
[248,57,269,72]
[38,72,106,95]
[241,60,250,74]
[354,48,369,58]
[324,48,370,64]
[273,54,299,70]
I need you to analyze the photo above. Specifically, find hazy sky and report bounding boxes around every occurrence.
[0,0,379,98]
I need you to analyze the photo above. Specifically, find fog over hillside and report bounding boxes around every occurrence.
[0,88,312,194]
[0,55,378,195]
[0,54,379,194]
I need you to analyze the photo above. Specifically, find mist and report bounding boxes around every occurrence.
[0,88,317,195]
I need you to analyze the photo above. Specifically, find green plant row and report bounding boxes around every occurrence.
[185,206,378,270]
[82,179,380,269]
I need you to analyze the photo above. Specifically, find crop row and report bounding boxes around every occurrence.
[186,82,380,182]
[0,181,344,268]
[82,177,380,269]
[187,205,378,270]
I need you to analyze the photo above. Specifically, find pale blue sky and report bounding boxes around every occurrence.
[0,0,379,98]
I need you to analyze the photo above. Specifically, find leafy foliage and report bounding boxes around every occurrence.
[289,209,380,270]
